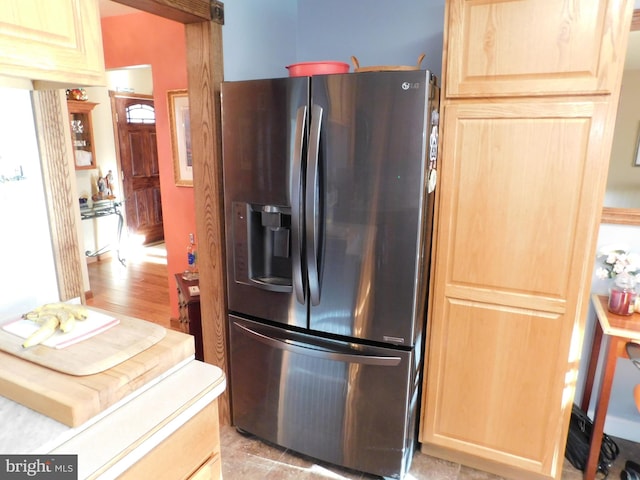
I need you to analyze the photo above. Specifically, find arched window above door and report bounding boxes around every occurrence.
[125,104,155,124]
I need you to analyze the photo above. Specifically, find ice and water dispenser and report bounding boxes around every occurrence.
[231,202,292,292]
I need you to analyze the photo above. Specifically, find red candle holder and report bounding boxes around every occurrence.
[608,287,636,316]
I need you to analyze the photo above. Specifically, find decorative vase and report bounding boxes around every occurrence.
[607,272,637,316]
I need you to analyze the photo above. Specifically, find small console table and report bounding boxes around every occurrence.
[581,294,640,480]
[80,201,125,265]
[175,273,203,361]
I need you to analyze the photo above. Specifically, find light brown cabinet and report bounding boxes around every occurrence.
[0,0,105,86]
[120,400,222,480]
[67,100,98,170]
[444,0,628,98]
[419,1,634,479]
[41,360,226,480]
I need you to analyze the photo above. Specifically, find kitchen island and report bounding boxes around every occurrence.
[0,359,226,479]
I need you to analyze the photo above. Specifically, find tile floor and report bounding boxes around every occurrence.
[220,425,640,480]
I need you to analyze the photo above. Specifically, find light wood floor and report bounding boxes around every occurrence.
[85,243,174,330]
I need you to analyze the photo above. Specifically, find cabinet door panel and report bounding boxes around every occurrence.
[0,0,105,85]
[119,400,220,480]
[428,300,567,468]
[422,100,610,478]
[445,0,630,97]
[443,102,600,308]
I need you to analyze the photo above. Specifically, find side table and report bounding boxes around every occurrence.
[580,294,640,480]
[175,273,203,361]
[80,200,125,265]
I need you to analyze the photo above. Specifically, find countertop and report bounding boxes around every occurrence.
[0,358,226,479]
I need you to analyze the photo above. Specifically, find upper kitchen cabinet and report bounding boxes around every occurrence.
[445,0,630,98]
[420,1,634,479]
[0,0,105,86]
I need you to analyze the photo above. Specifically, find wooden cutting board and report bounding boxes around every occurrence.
[0,308,166,375]
[0,309,196,427]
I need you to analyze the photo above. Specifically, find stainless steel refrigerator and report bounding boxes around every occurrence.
[221,69,440,479]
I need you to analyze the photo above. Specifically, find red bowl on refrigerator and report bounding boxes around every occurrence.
[286,61,350,77]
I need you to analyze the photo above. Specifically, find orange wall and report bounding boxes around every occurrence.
[101,13,193,319]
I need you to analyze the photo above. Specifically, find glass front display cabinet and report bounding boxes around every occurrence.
[67,100,97,170]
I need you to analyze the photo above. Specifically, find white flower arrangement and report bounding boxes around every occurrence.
[595,246,640,281]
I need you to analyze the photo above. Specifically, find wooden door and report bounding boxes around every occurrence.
[419,1,634,479]
[114,94,164,245]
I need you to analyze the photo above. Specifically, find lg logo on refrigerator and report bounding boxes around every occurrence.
[401,82,420,90]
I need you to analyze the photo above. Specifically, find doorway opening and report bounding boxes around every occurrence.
[108,66,164,248]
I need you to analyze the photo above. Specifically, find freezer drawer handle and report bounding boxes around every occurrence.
[234,321,402,367]
[248,277,292,292]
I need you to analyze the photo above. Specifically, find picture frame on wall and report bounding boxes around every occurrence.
[168,89,193,186]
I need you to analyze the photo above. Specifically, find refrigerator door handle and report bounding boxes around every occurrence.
[291,105,307,304]
[306,104,323,306]
[233,320,402,366]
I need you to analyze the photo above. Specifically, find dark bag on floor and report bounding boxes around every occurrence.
[564,404,620,477]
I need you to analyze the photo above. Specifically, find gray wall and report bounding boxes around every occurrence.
[222,0,445,81]
[222,0,298,80]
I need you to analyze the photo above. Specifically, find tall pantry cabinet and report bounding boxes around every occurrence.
[420,2,633,480]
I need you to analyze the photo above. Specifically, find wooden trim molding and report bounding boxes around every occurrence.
[185,20,230,424]
[31,90,85,301]
[632,8,640,30]
[601,207,640,226]
[113,0,211,23]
